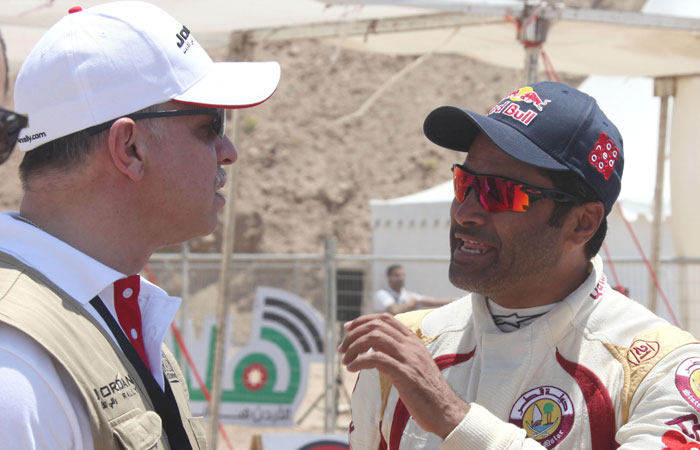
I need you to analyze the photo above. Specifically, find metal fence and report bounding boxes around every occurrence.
[145,245,700,436]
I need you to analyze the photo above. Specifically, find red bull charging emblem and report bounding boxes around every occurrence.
[509,386,574,449]
[488,86,551,126]
[506,86,551,111]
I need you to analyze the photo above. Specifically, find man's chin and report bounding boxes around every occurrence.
[448,264,491,295]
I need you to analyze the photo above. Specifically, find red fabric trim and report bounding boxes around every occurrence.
[389,398,409,450]
[351,372,361,394]
[388,349,476,450]
[172,88,278,110]
[556,349,615,450]
[434,349,477,370]
[113,275,150,371]
[378,420,387,450]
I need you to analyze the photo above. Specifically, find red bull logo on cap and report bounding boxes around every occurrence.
[488,101,538,126]
[487,85,552,126]
[505,86,551,112]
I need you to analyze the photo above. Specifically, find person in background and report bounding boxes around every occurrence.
[0,2,280,449]
[374,264,454,315]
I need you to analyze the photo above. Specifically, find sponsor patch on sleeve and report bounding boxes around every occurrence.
[676,357,700,414]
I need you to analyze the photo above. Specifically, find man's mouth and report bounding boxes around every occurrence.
[459,239,491,254]
[215,167,226,190]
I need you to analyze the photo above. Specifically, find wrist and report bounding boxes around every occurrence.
[437,400,470,439]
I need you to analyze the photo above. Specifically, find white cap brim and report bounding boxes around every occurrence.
[173,61,280,109]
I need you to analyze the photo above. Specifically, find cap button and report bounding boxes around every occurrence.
[68,6,83,13]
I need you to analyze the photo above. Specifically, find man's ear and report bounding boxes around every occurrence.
[106,118,144,181]
[566,201,605,247]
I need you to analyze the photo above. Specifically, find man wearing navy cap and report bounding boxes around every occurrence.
[0,2,279,449]
[341,82,700,449]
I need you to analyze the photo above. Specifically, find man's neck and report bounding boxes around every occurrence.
[488,261,591,309]
[20,191,154,275]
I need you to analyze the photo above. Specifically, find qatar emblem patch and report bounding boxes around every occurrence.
[588,132,619,180]
[676,357,700,413]
[509,386,574,449]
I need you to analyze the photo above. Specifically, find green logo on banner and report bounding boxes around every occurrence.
[172,287,324,425]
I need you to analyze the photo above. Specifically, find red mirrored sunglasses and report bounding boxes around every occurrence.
[452,163,579,212]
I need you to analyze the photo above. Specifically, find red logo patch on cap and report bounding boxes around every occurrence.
[588,132,619,180]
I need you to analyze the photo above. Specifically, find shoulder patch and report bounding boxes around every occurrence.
[675,357,700,414]
[604,325,699,424]
[394,308,436,344]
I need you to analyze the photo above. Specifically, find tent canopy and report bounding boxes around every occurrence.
[4,0,700,78]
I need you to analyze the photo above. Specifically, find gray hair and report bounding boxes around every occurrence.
[19,104,166,189]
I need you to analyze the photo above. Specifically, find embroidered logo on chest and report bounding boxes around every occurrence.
[676,357,700,414]
[162,353,179,383]
[509,386,574,449]
[588,132,619,180]
[627,339,660,366]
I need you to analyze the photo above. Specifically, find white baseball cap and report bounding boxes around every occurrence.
[14,1,281,151]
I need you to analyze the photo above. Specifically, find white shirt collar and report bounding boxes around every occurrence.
[0,211,126,303]
[0,211,180,387]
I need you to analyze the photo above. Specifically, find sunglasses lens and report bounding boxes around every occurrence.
[452,165,471,203]
[452,164,531,212]
[215,109,226,137]
[479,176,530,212]
[0,111,28,164]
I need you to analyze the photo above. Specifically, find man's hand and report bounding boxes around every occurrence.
[338,313,469,439]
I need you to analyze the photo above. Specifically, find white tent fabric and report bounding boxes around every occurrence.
[0,0,432,70]
[339,16,700,77]
[4,0,700,78]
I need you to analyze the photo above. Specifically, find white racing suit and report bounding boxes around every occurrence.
[349,256,700,449]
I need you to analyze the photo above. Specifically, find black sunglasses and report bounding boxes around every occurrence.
[86,108,226,137]
[0,108,29,164]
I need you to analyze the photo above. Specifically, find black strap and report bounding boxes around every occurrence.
[90,296,193,450]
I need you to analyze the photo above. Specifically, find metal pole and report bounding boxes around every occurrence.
[207,31,251,449]
[518,4,548,85]
[324,237,338,432]
[178,241,190,371]
[523,45,539,85]
[650,77,674,315]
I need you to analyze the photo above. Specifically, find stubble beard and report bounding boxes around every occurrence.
[448,226,563,299]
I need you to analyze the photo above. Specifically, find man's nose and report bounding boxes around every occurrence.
[217,135,238,165]
[452,186,487,225]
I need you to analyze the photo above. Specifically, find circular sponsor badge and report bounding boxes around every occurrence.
[676,357,700,413]
[509,386,574,449]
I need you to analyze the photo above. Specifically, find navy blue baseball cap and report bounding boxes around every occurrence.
[423,81,623,215]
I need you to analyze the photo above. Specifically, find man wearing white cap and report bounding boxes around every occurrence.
[0,2,280,449]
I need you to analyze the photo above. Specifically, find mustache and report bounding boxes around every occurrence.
[452,224,494,244]
[215,167,227,189]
